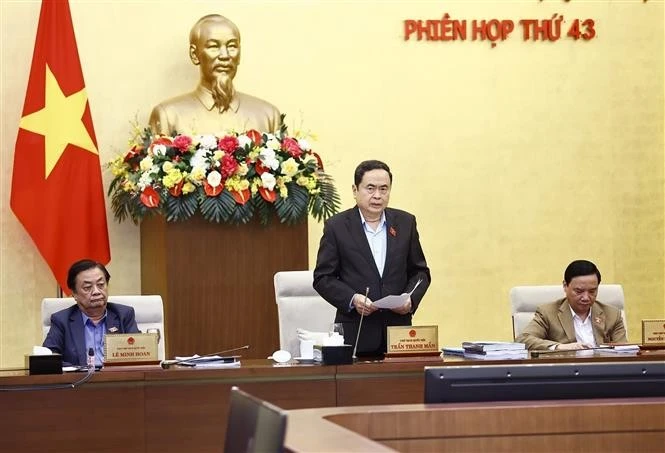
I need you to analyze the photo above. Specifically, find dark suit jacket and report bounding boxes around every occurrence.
[313,207,431,355]
[43,303,140,366]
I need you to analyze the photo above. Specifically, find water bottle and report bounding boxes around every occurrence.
[87,347,95,372]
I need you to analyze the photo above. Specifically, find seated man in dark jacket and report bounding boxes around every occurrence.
[43,259,139,367]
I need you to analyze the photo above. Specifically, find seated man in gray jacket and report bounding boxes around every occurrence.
[516,260,627,351]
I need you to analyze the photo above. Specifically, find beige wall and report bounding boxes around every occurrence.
[1,0,663,367]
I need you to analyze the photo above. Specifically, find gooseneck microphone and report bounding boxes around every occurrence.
[352,287,370,360]
[160,345,250,369]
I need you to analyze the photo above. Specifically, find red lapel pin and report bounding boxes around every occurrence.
[389,226,397,237]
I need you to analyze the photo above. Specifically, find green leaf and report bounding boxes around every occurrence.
[165,193,198,222]
[275,183,309,225]
[309,172,341,222]
[228,200,255,225]
[252,196,272,226]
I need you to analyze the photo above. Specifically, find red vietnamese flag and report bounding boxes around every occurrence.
[10,0,110,295]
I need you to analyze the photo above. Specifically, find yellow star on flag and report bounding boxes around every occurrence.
[19,63,98,179]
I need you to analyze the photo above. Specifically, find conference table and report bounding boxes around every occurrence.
[0,350,663,452]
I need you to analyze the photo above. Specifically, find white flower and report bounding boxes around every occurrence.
[190,149,210,169]
[261,172,277,190]
[265,137,281,150]
[259,148,280,170]
[138,171,153,190]
[152,144,167,156]
[237,134,252,148]
[207,170,222,187]
[297,139,311,151]
[198,134,218,150]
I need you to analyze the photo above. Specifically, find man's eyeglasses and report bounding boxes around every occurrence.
[362,185,390,196]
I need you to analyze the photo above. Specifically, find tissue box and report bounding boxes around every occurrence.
[322,345,353,365]
[25,354,62,375]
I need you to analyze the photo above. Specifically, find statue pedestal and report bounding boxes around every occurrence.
[140,215,308,359]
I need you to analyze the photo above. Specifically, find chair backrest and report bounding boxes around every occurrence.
[224,386,287,453]
[273,270,336,357]
[510,284,626,339]
[41,295,166,360]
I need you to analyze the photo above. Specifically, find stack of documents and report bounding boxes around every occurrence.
[599,344,640,353]
[461,341,528,360]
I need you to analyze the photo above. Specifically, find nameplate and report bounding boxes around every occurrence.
[387,325,439,356]
[642,319,665,345]
[104,333,159,365]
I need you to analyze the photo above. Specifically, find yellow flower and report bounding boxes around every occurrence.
[213,150,224,161]
[162,169,184,189]
[236,162,249,176]
[182,181,196,194]
[162,161,174,173]
[280,158,299,177]
[139,156,153,171]
[296,176,309,186]
[122,180,137,193]
[225,175,250,191]
[189,167,206,182]
[110,157,128,177]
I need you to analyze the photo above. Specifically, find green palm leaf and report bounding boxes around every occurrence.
[275,183,309,225]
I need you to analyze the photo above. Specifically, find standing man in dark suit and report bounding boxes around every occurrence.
[313,160,431,356]
[43,259,140,367]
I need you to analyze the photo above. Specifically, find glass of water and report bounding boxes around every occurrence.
[329,323,344,337]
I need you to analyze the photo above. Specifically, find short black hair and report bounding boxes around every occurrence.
[353,160,393,187]
[564,260,601,284]
[67,259,111,292]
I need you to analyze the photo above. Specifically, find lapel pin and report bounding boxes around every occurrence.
[108,327,118,333]
[594,317,601,324]
[389,226,397,237]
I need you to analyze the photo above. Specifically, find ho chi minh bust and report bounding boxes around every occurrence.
[149,14,281,136]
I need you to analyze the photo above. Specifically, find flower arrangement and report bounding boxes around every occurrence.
[107,122,340,225]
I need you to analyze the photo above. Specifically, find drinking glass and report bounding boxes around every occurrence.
[329,323,344,337]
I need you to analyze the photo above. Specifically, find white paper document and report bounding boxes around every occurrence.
[372,279,422,309]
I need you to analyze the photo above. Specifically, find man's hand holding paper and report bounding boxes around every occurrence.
[372,279,422,311]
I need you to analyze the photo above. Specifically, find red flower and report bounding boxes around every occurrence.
[258,187,277,203]
[152,136,173,147]
[311,151,324,171]
[203,180,223,197]
[140,186,160,208]
[389,226,397,237]
[173,135,192,152]
[168,181,184,197]
[246,129,262,146]
[282,137,302,158]
[124,144,143,162]
[220,154,239,179]
[218,135,239,153]
[254,160,269,175]
[230,188,251,205]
